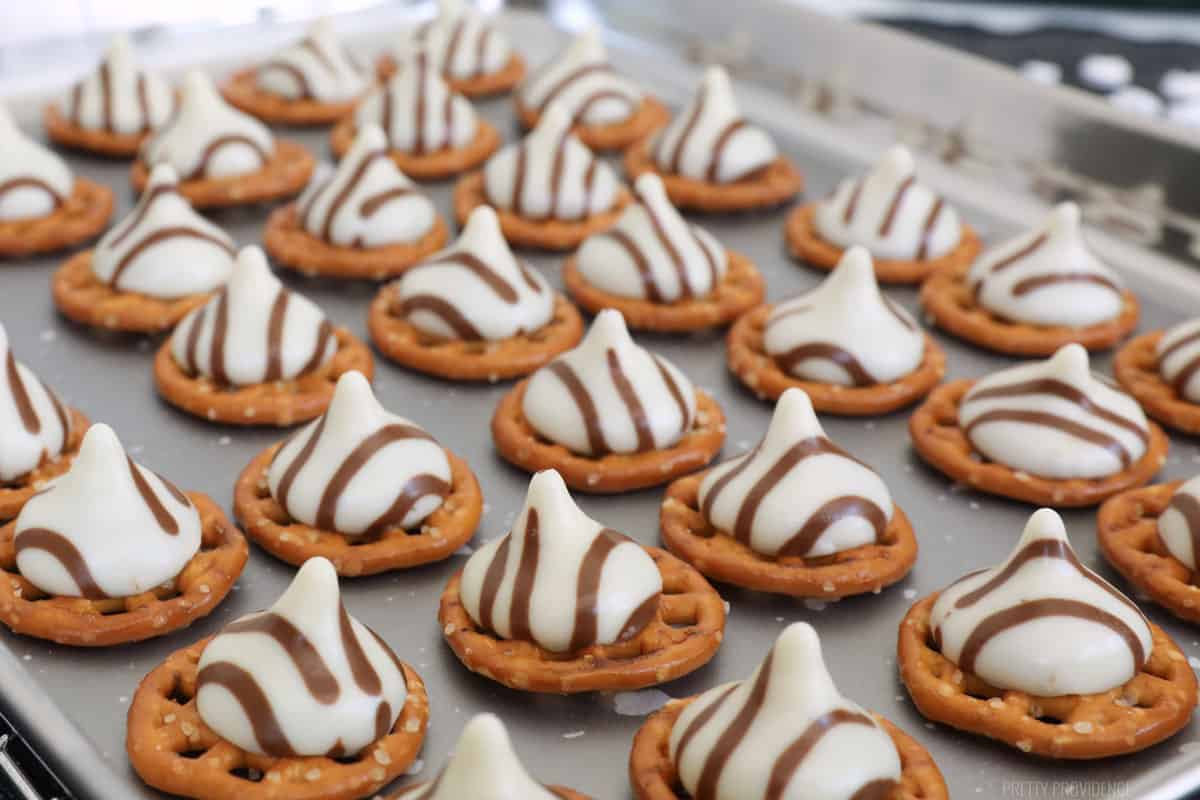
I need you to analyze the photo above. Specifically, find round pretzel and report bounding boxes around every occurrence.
[0,178,113,258]
[0,493,248,646]
[130,140,314,210]
[1098,480,1200,625]
[454,171,631,251]
[908,379,1168,507]
[514,96,670,152]
[128,637,428,800]
[263,205,449,280]
[785,203,980,285]
[562,251,765,333]
[439,546,726,693]
[329,118,502,181]
[628,694,948,800]
[898,594,1197,758]
[221,68,361,126]
[491,380,726,494]
[234,442,483,576]
[726,304,946,415]
[1113,330,1200,435]
[367,287,585,382]
[0,407,88,523]
[659,470,917,599]
[154,327,374,427]
[43,103,149,158]
[375,53,526,98]
[623,138,802,213]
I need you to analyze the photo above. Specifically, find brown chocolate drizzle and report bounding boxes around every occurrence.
[185,134,269,181]
[570,528,650,651]
[14,527,107,599]
[966,378,1147,445]
[263,290,290,383]
[689,650,774,800]
[127,456,180,536]
[339,601,382,695]
[765,709,877,800]
[548,362,608,455]
[223,613,340,703]
[654,356,692,437]
[259,61,313,99]
[779,495,887,558]
[968,232,1048,299]
[607,348,654,452]
[965,409,1134,469]
[5,350,40,434]
[0,177,65,211]
[399,295,482,340]
[1010,273,1120,297]
[196,661,297,756]
[773,342,878,387]
[508,509,540,642]
[1167,491,1200,569]
[109,226,235,289]
[877,175,914,237]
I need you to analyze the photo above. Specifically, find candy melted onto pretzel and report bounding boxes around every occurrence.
[255,19,364,104]
[518,29,642,129]
[0,323,74,485]
[63,34,173,136]
[0,103,74,222]
[401,0,516,86]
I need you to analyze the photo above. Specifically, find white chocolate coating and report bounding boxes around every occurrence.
[141,70,273,180]
[931,508,1152,696]
[483,103,622,221]
[812,145,961,261]
[763,246,923,386]
[355,42,479,154]
[170,246,336,387]
[960,344,1150,480]
[295,124,437,248]
[396,0,514,81]
[391,714,560,799]
[968,203,1124,328]
[64,34,173,134]
[575,173,726,302]
[522,309,697,456]
[669,623,901,800]
[1156,316,1200,404]
[517,28,642,127]
[256,19,366,103]
[651,66,777,184]
[1158,474,1200,571]
[197,557,408,757]
[0,323,72,484]
[91,164,235,298]
[266,371,451,536]
[14,424,200,598]
[698,389,893,559]
[0,102,74,222]
[459,469,662,653]
[395,205,554,341]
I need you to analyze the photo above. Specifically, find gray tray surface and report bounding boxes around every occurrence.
[1,9,1199,799]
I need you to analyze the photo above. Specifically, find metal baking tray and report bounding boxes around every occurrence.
[2,2,1199,798]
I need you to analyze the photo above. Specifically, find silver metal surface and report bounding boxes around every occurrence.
[0,735,47,800]
[1,5,1199,799]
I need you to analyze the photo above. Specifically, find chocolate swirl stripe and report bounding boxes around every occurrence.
[364,473,452,537]
[260,61,313,99]
[366,626,409,688]
[548,362,608,455]
[208,290,231,387]
[773,343,878,387]
[508,509,540,641]
[766,303,812,327]
[99,61,113,131]
[181,300,208,377]
[598,229,663,302]
[272,415,327,511]
[14,528,107,599]
[568,528,654,652]
[1168,492,1200,570]
[841,179,863,224]
[359,187,414,218]
[39,377,70,441]
[399,295,483,340]
[126,455,180,535]
[914,196,945,260]
[706,119,747,183]
[643,197,695,298]
[186,134,269,181]
[373,700,393,743]
[136,73,150,130]
[956,598,1147,674]
[969,232,1048,297]
[107,181,175,249]
[5,350,40,434]
[300,320,335,377]
[1158,329,1200,366]
[263,290,290,383]
[530,63,619,113]
[964,409,1134,468]
[1011,273,1121,297]
[689,649,774,800]
[306,145,387,242]
[607,348,654,452]
[0,177,64,209]
[779,495,886,558]
[339,602,382,695]
[729,437,860,545]
[654,356,692,437]
[966,378,1148,444]
[109,226,236,289]
[883,296,916,331]
[223,613,340,703]
[765,709,879,800]
[877,176,914,237]
[664,87,706,175]
[196,662,298,756]
[424,253,522,303]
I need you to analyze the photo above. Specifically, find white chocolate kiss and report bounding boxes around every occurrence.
[256,18,365,103]
[355,39,479,155]
[575,173,727,302]
[1158,474,1200,571]
[0,322,72,483]
[170,246,336,387]
[14,424,200,598]
[65,34,173,134]
[266,371,451,536]
[483,103,622,222]
[930,509,1152,696]
[518,27,643,127]
[813,145,962,262]
[459,469,662,654]
[960,344,1149,480]
[652,66,777,184]
[967,203,1124,328]
[1156,316,1200,404]
[390,714,559,799]
[764,246,924,386]
[698,388,893,559]
[522,309,696,456]
[0,102,74,222]
[142,70,274,180]
[197,557,408,757]
[296,124,437,248]
[91,164,235,299]
[396,205,554,341]
[669,623,901,800]
[397,0,513,82]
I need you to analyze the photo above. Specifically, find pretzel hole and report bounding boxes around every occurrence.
[230,766,264,782]
[166,676,193,707]
[178,749,205,760]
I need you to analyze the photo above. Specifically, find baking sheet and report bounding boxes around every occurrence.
[1,6,1199,799]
